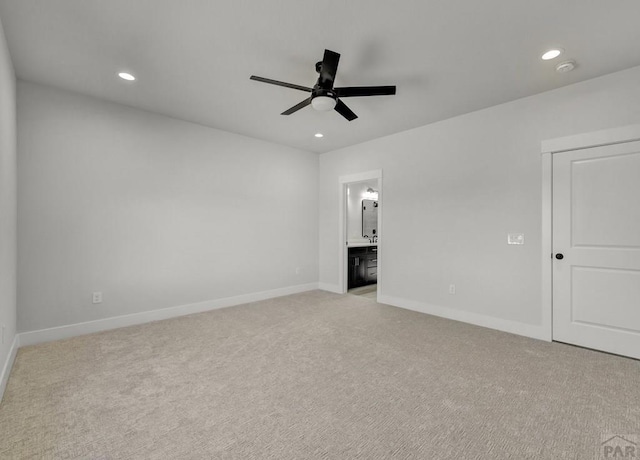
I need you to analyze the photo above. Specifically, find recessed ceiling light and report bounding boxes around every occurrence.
[118,72,136,81]
[314,133,324,138]
[541,49,563,60]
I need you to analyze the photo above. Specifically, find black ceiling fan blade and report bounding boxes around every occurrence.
[250,75,312,92]
[281,97,312,115]
[334,99,358,121]
[335,86,396,97]
[318,49,340,89]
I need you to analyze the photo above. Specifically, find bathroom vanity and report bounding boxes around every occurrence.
[348,245,377,288]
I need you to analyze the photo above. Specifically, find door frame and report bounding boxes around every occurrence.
[338,170,383,295]
[540,124,640,342]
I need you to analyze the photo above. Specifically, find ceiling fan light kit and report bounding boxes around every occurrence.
[311,95,337,111]
[250,49,396,121]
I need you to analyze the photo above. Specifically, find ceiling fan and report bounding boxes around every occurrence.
[250,49,396,121]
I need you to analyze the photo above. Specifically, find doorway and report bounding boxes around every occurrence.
[542,126,640,360]
[338,170,382,298]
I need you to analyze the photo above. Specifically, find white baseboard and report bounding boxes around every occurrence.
[318,283,342,294]
[0,334,20,403]
[19,283,319,347]
[377,294,549,341]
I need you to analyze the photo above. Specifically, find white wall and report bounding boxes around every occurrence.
[17,82,319,332]
[347,180,377,242]
[0,14,17,395]
[319,65,640,337]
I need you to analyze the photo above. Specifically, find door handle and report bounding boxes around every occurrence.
[555,253,564,260]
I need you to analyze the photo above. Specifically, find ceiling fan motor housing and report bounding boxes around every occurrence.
[312,88,336,99]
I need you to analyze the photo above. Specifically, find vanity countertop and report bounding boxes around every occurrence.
[347,241,378,248]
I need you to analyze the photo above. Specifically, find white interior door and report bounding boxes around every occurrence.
[553,140,640,359]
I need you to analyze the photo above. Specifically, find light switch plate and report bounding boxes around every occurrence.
[508,233,525,245]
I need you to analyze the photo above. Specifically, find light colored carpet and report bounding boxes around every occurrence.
[1,290,639,459]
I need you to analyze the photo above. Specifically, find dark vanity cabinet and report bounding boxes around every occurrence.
[365,249,377,284]
[348,246,377,288]
[348,247,367,288]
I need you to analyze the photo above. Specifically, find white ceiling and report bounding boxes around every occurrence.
[2,0,640,153]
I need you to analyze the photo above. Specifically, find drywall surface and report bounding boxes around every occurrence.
[0,14,17,394]
[319,65,640,330]
[17,82,319,332]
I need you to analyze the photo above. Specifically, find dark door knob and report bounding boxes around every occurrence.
[555,253,564,260]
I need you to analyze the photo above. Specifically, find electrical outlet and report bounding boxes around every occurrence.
[449,284,456,295]
[92,292,102,304]
[295,267,301,275]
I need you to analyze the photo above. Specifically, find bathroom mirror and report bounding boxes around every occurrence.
[362,199,378,237]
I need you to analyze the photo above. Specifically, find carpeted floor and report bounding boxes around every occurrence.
[1,290,639,459]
